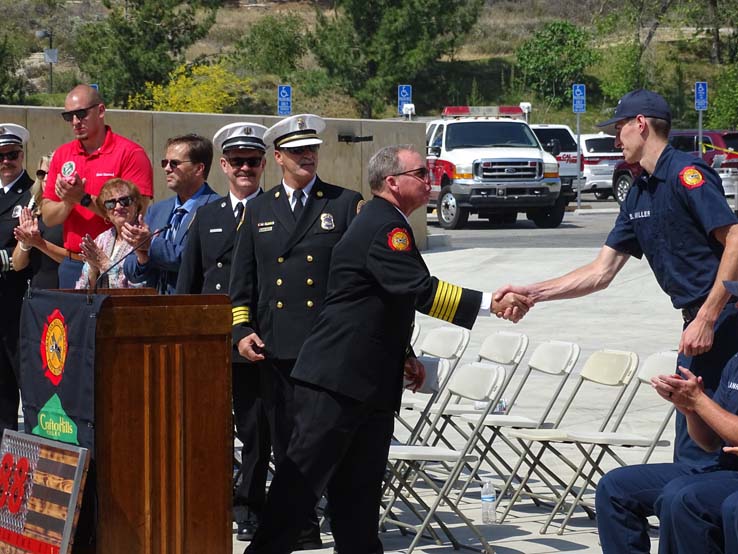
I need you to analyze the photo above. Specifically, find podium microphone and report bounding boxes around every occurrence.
[91,224,171,293]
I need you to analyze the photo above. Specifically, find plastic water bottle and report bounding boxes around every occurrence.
[481,479,496,524]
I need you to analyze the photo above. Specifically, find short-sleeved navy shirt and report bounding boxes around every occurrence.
[606,146,737,309]
[712,355,738,470]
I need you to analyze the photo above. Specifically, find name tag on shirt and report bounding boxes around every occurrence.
[259,227,273,233]
[209,228,223,233]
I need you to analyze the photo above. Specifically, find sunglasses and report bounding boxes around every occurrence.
[161,159,193,170]
[103,195,134,210]
[226,156,264,168]
[60,103,100,123]
[388,166,429,180]
[281,145,320,155]
[0,150,21,162]
[36,169,47,179]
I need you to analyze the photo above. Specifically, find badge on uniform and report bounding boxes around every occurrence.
[61,161,76,178]
[387,227,412,251]
[320,213,335,230]
[12,205,22,218]
[679,166,705,189]
[356,199,366,214]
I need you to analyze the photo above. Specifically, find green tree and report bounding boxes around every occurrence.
[515,21,597,108]
[71,0,222,106]
[0,35,29,104]
[597,41,644,102]
[309,0,483,118]
[707,64,738,129]
[229,14,307,78]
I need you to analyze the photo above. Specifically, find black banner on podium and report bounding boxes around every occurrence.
[19,290,107,454]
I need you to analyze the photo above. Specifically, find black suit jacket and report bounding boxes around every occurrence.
[230,177,363,360]
[0,171,33,330]
[291,196,482,411]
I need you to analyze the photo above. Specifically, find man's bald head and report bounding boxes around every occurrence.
[65,85,104,108]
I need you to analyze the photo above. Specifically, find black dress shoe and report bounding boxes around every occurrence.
[294,537,323,550]
[237,519,258,542]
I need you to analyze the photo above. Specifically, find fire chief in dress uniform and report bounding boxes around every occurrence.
[230,114,363,550]
[244,145,531,554]
[0,124,33,432]
[176,122,270,541]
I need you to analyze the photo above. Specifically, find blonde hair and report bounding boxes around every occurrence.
[30,152,53,212]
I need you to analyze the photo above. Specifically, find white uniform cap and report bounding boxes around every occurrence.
[0,124,29,147]
[263,114,325,149]
[213,122,268,153]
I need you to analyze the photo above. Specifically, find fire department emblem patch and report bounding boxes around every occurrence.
[61,161,75,178]
[40,309,68,386]
[387,228,412,251]
[679,166,705,189]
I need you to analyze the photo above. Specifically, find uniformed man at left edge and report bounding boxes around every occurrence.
[0,124,33,432]
[229,113,363,551]
[176,122,271,541]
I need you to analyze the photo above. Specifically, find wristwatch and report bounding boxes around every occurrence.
[80,193,92,207]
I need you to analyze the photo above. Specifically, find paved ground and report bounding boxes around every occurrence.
[233,200,677,553]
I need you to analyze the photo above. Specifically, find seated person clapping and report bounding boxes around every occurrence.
[75,178,145,289]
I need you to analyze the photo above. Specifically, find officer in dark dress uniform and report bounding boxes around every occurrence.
[245,145,531,554]
[176,122,271,541]
[0,124,33,431]
[230,114,364,550]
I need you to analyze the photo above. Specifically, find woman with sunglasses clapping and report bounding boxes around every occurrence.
[75,178,144,289]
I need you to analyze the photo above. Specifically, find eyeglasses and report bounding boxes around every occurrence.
[60,103,100,123]
[387,166,429,180]
[280,145,320,155]
[103,195,134,210]
[226,157,264,168]
[36,169,47,180]
[161,159,193,170]
[0,150,21,162]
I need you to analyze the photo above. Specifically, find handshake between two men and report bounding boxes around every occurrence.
[491,284,535,324]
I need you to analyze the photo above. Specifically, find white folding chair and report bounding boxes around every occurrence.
[539,350,677,534]
[381,362,505,554]
[458,341,581,499]
[499,349,639,525]
[396,326,471,444]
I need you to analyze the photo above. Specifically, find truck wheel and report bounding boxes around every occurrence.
[613,174,632,205]
[437,186,469,230]
[531,198,566,228]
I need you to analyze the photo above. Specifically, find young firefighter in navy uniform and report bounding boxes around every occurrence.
[229,114,363,550]
[176,122,270,541]
[244,145,532,554]
[0,124,33,432]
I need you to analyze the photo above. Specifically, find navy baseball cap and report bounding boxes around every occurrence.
[597,89,672,133]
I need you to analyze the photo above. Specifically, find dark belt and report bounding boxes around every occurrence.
[682,296,738,324]
[66,250,84,262]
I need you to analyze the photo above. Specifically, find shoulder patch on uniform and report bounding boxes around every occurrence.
[679,166,705,189]
[387,227,412,251]
[356,199,366,214]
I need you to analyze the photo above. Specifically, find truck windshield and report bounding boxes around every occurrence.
[445,121,539,150]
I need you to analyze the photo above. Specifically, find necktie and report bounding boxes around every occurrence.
[292,190,304,221]
[235,202,245,222]
[169,207,187,240]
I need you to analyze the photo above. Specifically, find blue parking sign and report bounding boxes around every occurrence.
[277,84,292,116]
[397,85,412,116]
[572,84,586,113]
[695,81,708,111]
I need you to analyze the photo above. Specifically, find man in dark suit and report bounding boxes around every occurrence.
[123,134,219,293]
[244,145,531,554]
[230,114,364,550]
[176,122,271,541]
[0,124,33,431]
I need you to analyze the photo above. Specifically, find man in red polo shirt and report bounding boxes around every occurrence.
[41,84,153,288]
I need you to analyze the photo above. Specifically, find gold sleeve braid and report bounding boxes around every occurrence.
[232,306,251,325]
[428,280,462,323]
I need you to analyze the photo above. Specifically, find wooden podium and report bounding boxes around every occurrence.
[91,290,233,554]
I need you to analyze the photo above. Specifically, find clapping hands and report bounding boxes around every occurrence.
[13,207,43,249]
[79,234,110,273]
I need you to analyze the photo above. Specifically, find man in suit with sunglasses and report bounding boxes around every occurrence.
[41,84,153,288]
[176,123,270,541]
[0,124,33,432]
[122,134,218,293]
[230,113,363,551]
